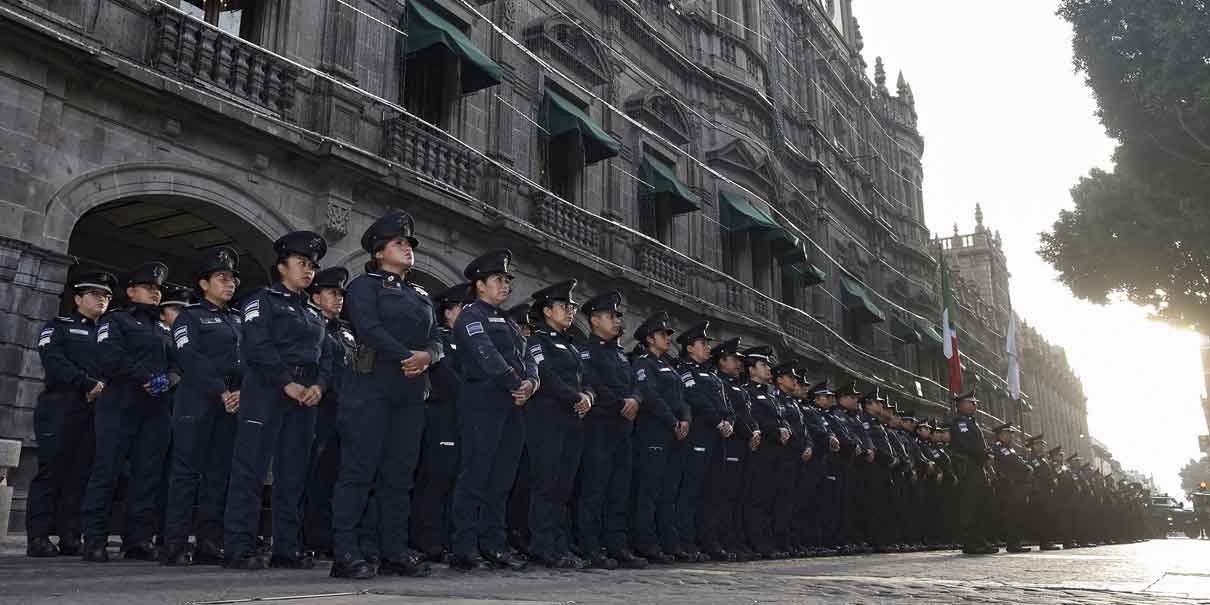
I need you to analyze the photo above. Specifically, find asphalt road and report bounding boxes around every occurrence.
[3,536,1210,604]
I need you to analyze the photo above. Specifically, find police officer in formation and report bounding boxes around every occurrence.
[27,213,1153,572]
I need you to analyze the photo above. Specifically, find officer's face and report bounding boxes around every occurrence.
[937,431,950,442]
[543,301,575,331]
[957,399,977,415]
[376,237,414,271]
[718,355,742,376]
[647,329,672,355]
[775,374,797,392]
[127,283,162,305]
[590,310,622,339]
[444,303,464,328]
[200,271,238,304]
[839,394,858,410]
[279,256,317,290]
[477,274,512,305]
[74,289,111,320]
[311,288,345,319]
[916,427,931,439]
[160,305,182,327]
[749,360,772,383]
[816,394,834,408]
[686,339,711,363]
[996,430,1014,445]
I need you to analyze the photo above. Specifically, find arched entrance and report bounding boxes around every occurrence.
[67,196,276,308]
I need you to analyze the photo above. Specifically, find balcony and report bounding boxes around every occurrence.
[383,114,483,194]
[531,192,603,256]
[636,242,689,291]
[149,7,299,120]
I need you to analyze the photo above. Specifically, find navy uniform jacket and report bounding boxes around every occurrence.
[861,413,897,468]
[800,403,834,455]
[344,270,442,402]
[1028,455,1057,493]
[527,326,591,416]
[37,311,102,395]
[580,335,641,421]
[949,412,988,467]
[678,359,727,434]
[428,327,463,405]
[172,300,243,399]
[745,382,785,446]
[96,303,172,393]
[720,374,754,439]
[241,283,332,392]
[823,407,861,459]
[322,317,356,402]
[632,351,688,432]
[452,299,538,394]
[771,389,806,452]
[992,440,1032,485]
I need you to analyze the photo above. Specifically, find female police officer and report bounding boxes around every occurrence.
[449,249,537,572]
[223,231,332,570]
[329,211,442,580]
[524,280,592,569]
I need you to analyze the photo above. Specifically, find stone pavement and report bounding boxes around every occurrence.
[3,536,1210,604]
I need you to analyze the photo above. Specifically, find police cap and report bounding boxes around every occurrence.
[196,246,240,282]
[432,282,472,307]
[274,231,327,265]
[464,249,514,281]
[634,311,674,341]
[531,279,578,307]
[308,267,350,295]
[361,210,419,254]
[124,261,169,288]
[70,270,118,295]
[160,284,193,308]
[741,345,773,365]
[835,382,862,398]
[992,423,1019,434]
[808,380,834,397]
[581,290,624,317]
[676,320,713,347]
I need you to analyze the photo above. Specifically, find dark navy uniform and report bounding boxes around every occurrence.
[859,394,897,550]
[950,390,992,553]
[575,291,642,567]
[524,280,591,567]
[411,283,468,560]
[741,346,783,556]
[700,339,750,559]
[81,263,174,560]
[26,271,114,557]
[816,383,858,550]
[630,312,688,560]
[302,267,354,558]
[224,232,332,567]
[796,388,834,551]
[160,249,242,563]
[673,321,726,558]
[990,424,1031,551]
[333,223,443,575]
[449,249,538,570]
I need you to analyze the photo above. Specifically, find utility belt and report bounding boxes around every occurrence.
[288,364,319,382]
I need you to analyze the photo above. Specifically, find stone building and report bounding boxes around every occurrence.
[0,0,1084,529]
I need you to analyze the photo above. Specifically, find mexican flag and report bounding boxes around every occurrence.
[940,258,962,395]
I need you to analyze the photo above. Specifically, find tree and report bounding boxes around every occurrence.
[1180,455,1210,494]
[1038,0,1210,332]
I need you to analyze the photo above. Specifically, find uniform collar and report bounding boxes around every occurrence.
[200,298,226,313]
[271,281,306,300]
[537,327,561,338]
[69,310,95,326]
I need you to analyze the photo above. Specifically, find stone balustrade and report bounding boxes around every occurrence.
[383,114,482,194]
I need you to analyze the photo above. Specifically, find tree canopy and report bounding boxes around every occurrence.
[1039,0,1210,331]
[1180,455,1210,494]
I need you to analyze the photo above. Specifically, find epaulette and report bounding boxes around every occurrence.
[55,315,74,323]
[408,282,429,297]
[266,288,289,297]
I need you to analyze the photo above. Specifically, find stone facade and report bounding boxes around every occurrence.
[0,0,1086,530]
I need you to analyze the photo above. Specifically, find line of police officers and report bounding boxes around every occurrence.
[25,210,1152,577]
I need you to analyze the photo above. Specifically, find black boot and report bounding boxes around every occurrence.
[450,553,493,572]
[609,549,649,569]
[57,535,83,557]
[269,552,316,569]
[160,543,193,566]
[123,542,159,561]
[82,541,109,562]
[330,557,376,579]
[378,551,432,577]
[26,536,59,558]
[193,536,225,565]
[482,549,528,571]
[224,553,268,570]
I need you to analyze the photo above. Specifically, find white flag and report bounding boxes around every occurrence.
[1006,312,1021,400]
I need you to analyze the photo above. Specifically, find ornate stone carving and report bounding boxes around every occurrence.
[522,15,612,86]
[324,197,351,240]
[706,138,776,194]
[623,87,695,145]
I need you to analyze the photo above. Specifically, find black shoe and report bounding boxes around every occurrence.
[224,554,268,570]
[667,549,693,563]
[586,551,619,570]
[533,552,579,569]
[193,537,225,565]
[330,558,376,579]
[1040,542,1062,551]
[421,546,450,563]
[269,553,315,569]
[482,549,528,571]
[1006,543,1031,553]
[160,544,193,566]
[609,549,649,569]
[706,548,730,562]
[26,536,59,558]
[82,542,109,562]
[59,536,83,557]
[379,551,432,577]
[450,553,493,572]
[123,542,159,561]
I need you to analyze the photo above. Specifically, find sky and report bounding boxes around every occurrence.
[851,0,1205,498]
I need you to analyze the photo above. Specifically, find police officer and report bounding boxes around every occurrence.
[811,380,851,554]
[81,262,174,562]
[950,390,994,555]
[859,389,897,552]
[411,282,469,562]
[700,337,752,561]
[740,345,783,558]
[449,249,536,572]
[991,423,1031,553]
[26,271,115,557]
[524,280,592,569]
[224,231,332,570]
[630,311,689,564]
[576,291,645,570]
[1025,434,1061,550]
[674,321,728,561]
[329,212,440,579]
[302,266,354,559]
[769,362,804,557]
[795,376,838,555]
[834,382,873,553]
[161,248,243,566]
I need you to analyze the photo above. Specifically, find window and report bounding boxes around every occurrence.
[182,0,259,41]
[547,126,584,203]
[404,47,457,128]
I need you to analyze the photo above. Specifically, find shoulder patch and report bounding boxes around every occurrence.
[636,368,647,382]
[37,327,54,348]
[580,350,590,359]
[466,322,485,336]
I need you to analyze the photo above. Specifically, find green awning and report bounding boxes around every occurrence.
[892,316,921,344]
[783,262,827,286]
[403,0,503,94]
[719,191,779,232]
[639,154,701,215]
[840,275,886,324]
[915,316,944,347]
[763,227,800,258]
[778,241,808,265]
[540,89,621,164]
